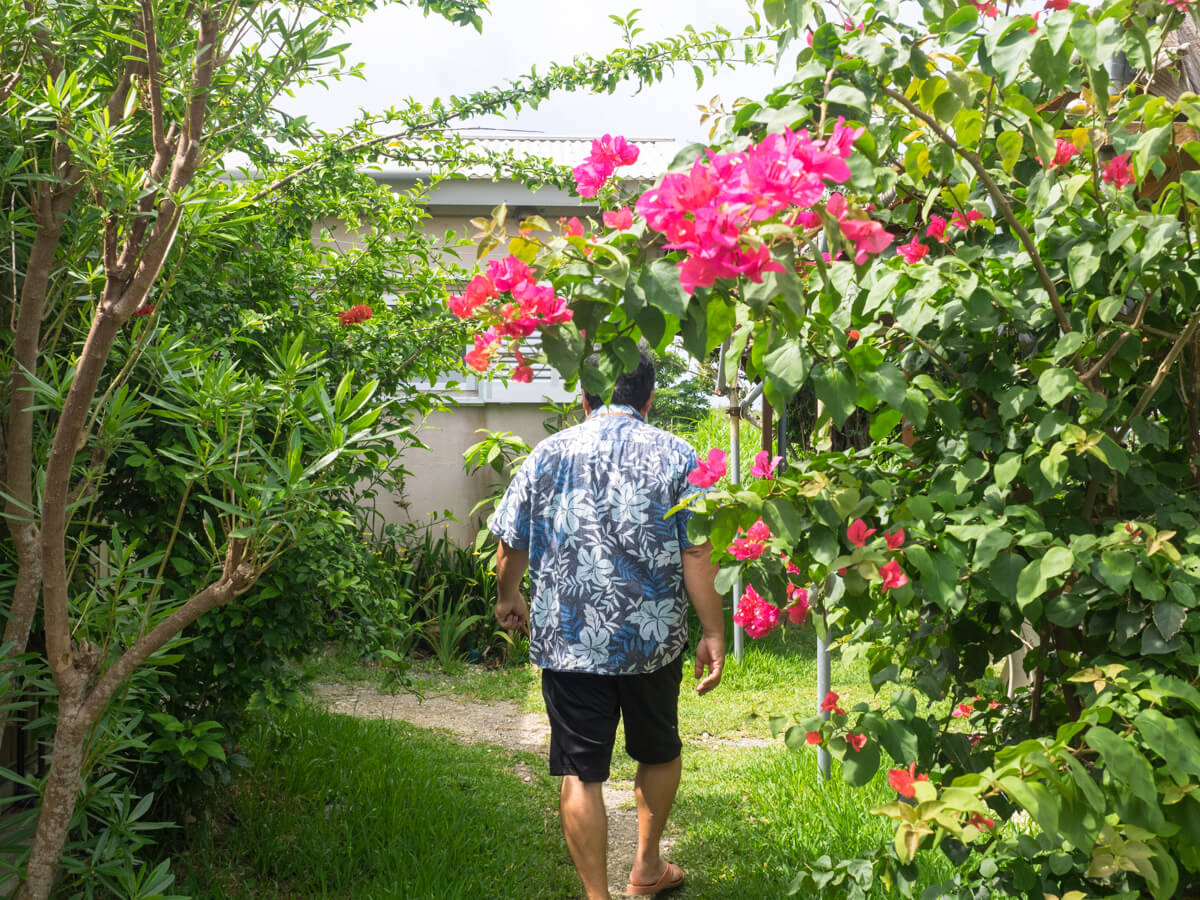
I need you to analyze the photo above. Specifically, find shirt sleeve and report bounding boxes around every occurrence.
[490,457,535,552]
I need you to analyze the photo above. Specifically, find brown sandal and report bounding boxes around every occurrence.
[626,862,685,896]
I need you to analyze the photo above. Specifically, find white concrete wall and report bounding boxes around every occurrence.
[373,403,569,548]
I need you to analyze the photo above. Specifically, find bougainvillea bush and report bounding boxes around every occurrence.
[449,0,1200,895]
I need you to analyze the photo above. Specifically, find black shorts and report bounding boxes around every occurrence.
[540,655,684,783]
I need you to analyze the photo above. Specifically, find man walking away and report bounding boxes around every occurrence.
[491,346,726,899]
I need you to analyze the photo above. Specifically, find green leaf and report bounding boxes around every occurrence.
[1153,601,1187,641]
[841,739,881,787]
[1037,367,1076,405]
[974,529,1013,568]
[812,363,857,428]
[1135,709,1200,778]
[859,363,907,410]
[1041,546,1075,580]
[764,497,806,545]
[1085,725,1165,832]
[764,339,813,403]
[1068,243,1102,290]
[1070,17,1123,68]
[1098,550,1135,593]
[541,323,585,376]
[826,84,868,114]
[640,258,688,318]
[996,130,1023,173]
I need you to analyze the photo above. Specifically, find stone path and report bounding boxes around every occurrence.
[311,683,651,899]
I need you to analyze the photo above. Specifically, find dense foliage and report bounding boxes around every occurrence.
[452,0,1200,896]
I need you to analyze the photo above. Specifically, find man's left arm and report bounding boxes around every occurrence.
[496,539,530,633]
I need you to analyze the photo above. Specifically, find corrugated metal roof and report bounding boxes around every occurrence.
[380,132,680,180]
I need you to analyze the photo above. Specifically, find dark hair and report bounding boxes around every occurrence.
[584,343,656,411]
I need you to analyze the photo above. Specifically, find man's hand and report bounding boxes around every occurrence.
[495,539,531,633]
[495,594,529,633]
[694,632,725,695]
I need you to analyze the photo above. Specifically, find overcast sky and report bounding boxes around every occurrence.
[279,0,787,141]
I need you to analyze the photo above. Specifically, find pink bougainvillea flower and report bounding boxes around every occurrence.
[820,691,846,715]
[805,730,822,745]
[1028,10,1040,33]
[885,528,906,550]
[950,209,984,229]
[591,133,639,168]
[337,304,373,326]
[1044,0,1069,8]
[747,518,772,542]
[952,703,974,719]
[989,700,1001,710]
[602,207,634,230]
[751,450,783,479]
[733,584,781,638]
[1047,138,1079,168]
[511,363,535,383]
[687,447,727,487]
[563,216,585,237]
[787,586,810,626]
[967,812,996,830]
[785,558,801,576]
[464,329,500,372]
[846,518,877,547]
[847,733,868,752]
[925,215,949,243]
[897,234,929,264]
[791,210,821,229]
[840,217,894,264]
[1103,153,1136,189]
[974,0,999,16]
[485,255,534,292]
[879,559,909,591]
[887,762,929,799]
[729,519,771,561]
[572,161,609,198]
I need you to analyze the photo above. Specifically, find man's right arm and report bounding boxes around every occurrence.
[682,541,725,695]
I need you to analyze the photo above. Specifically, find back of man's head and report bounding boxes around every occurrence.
[584,344,655,411]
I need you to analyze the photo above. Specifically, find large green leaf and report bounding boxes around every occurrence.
[763,339,813,403]
[640,258,688,318]
[841,738,881,787]
[811,363,857,428]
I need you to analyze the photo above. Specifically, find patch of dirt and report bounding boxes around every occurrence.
[311,682,661,898]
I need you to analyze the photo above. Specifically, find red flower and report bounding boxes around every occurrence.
[1103,153,1135,189]
[847,733,868,752]
[787,584,810,626]
[564,216,585,238]
[687,448,727,488]
[847,329,860,342]
[1046,138,1079,168]
[887,762,929,799]
[805,731,823,745]
[950,209,984,230]
[337,304,373,326]
[133,303,156,316]
[602,207,634,230]
[925,215,949,243]
[846,518,876,547]
[974,0,999,16]
[879,560,908,591]
[820,691,846,715]
[952,703,974,719]
[512,363,535,383]
[967,812,996,830]
[1044,0,1069,8]
[885,528,905,550]
[733,585,782,638]
[897,234,929,264]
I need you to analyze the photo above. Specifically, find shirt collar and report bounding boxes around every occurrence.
[587,403,645,423]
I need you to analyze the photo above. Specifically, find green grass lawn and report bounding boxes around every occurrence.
[187,626,958,898]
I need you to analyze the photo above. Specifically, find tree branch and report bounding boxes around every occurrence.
[1120,311,1200,437]
[879,85,1073,335]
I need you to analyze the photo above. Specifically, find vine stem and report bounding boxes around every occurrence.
[1120,311,1200,437]
[879,85,1073,335]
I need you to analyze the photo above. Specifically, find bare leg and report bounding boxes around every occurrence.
[560,775,612,900]
[629,756,682,884]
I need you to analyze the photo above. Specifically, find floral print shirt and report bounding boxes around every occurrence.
[491,405,703,675]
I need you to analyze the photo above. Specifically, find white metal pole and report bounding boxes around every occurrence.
[729,378,744,662]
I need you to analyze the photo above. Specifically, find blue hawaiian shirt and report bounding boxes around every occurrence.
[490,405,703,675]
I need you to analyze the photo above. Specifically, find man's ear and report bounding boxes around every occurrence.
[641,391,654,418]
[581,392,593,415]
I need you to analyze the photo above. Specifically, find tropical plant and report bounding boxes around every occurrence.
[447,1,1200,895]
